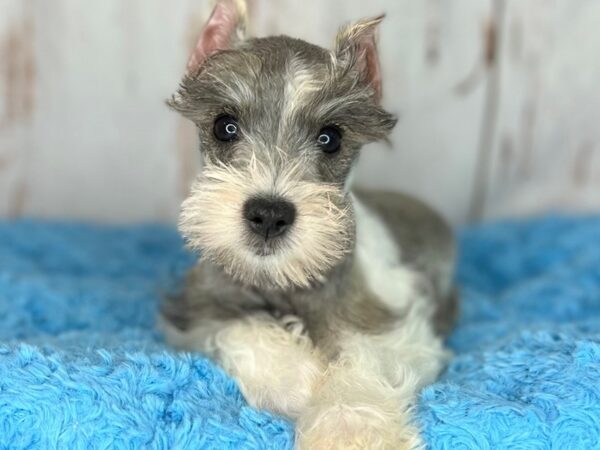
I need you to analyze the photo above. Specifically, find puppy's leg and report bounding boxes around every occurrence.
[161,314,326,419]
[296,314,448,450]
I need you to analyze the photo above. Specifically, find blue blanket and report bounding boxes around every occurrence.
[0,217,599,449]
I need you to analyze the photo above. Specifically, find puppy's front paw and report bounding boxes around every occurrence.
[215,318,325,419]
[295,406,422,450]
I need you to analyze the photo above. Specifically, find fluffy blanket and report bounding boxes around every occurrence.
[0,216,598,449]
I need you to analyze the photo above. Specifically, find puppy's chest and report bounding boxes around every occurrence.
[249,202,430,326]
[252,290,298,318]
[353,198,430,313]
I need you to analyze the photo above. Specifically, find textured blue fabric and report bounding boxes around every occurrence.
[0,217,599,449]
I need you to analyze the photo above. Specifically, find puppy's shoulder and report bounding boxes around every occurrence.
[352,188,454,263]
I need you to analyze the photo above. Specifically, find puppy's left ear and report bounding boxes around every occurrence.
[334,15,385,102]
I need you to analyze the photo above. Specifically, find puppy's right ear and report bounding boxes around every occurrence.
[186,0,248,75]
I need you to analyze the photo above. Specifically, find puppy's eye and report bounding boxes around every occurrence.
[317,126,342,154]
[213,115,239,142]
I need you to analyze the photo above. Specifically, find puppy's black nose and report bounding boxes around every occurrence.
[243,197,296,240]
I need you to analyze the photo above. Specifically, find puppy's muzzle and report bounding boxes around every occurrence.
[243,197,296,240]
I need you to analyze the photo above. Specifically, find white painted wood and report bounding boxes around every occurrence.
[0,0,599,224]
[484,0,600,219]
[0,0,34,217]
[1,0,207,222]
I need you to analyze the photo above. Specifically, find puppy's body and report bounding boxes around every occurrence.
[161,2,457,448]
[164,189,456,338]
[162,190,456,448]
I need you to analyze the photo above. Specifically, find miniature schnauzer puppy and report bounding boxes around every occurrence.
[161,0,458,448]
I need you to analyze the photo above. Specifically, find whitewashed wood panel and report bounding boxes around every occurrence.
[483,0,600,219]
[0,0,206,222]
[0,0,599,224]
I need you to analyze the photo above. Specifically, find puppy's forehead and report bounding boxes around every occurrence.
[242,36,331,74]
[209,36,332,119]
[176,34,396,161]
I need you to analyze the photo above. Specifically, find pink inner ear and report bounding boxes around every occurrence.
[361,38,382,102]
[187,1,241,74]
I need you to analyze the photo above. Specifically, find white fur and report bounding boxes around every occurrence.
[179,156,352,289]
[161,315,326,419]
[294,286,448,449]
[281,58,323,130]
[353,196,434,317]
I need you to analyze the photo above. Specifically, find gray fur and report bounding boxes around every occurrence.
[169,36,396,184]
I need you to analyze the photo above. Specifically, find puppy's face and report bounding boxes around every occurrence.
[170,0,396,290]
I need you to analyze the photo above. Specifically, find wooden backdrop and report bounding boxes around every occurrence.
[1,0,599,225]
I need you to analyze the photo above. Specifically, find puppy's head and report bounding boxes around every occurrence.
[170,0,396,290]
